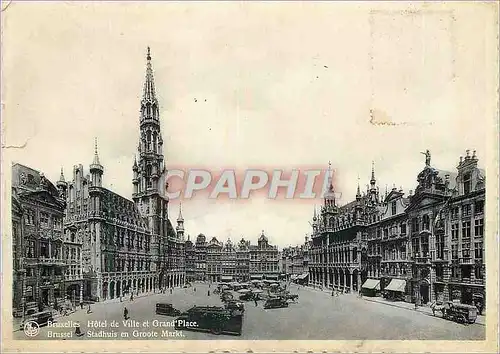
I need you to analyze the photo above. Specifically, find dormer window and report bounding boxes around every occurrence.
[463,172,472,194]
[391,201,397,216]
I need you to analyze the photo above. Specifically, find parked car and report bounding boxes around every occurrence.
[263,297,289,309]
[239,292,254,301]
[285,294,299,302]
[225,300,245,315]
[155,303,181,317]
[174,306,242,335]
[431,301,477,325]
[19,310,54,329]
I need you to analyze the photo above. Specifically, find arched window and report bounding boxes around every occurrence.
[153,132,157,153]
[146,131,152,151]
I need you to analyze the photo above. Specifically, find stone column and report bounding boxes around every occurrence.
[79,281,83,303]
[357,271,362,292]
[343,272,347,292]
[349,272,353,292]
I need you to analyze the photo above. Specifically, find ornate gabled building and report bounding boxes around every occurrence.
[206,237,223,282]
[184,235,196,283]
[406,149,485,306]
[369,186,411,299]
[194,234,207,281]
[248,231,280,281]
[12,164,67,316]
[236,238,250,281]
[221,239,237,281]
[309,163,381,293]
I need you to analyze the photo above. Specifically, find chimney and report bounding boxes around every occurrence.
[473,150,477,159]
[459,156,463,164]
[409,190,413,196]
[445,174,450,189]
[466,149,470,160]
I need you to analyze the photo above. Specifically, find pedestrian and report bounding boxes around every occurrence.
[170,288,173,295]
[87,304,92,314]
[208,290,210,297]
[130,293,134,301]
[124,307,129,320]
[80,301,84,310]
[194,287,196,293]
[254,298,258,306]
[74,324,84,337]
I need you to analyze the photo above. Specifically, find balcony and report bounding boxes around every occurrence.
[25,257,67,266]
[459,257,473,265]
[413,254,431,265]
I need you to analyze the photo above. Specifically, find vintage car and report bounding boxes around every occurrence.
[220,291,234,302]
[263,297,289,309]
[155,303,181,317]
[174,306,242,335]
[431,301,478,324]
[19,310,54,329]
[224,300,245,315]
[239,292,255,301]
[284,294,299,302]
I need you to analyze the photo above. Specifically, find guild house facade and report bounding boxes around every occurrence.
[309,150,485,307]
[186,232,279,282]
[12,165,67,316]
[12,48,186,314]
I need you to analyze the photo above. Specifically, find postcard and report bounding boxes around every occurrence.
[1,1,498,353]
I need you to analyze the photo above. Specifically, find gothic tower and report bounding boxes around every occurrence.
[132,47,170,286]
[176,203,185,242]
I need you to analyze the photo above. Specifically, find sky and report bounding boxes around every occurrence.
[2,2,497,248]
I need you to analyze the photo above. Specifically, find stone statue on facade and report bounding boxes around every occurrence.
[420,149,431,167]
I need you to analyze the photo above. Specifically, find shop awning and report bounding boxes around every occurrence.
[250,275,263,279]
[362,279,380,290]
[290,274,298,280]
[265,275,279,280]
[297,273,309,280]
[220,276,233,282]
[385,279,406,292]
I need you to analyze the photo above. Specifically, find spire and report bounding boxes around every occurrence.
[93,138,100,165]
[142,46,157,104]
[177,202,184,222]
[370,161,376,187]
[59,167,65,182]
[133,155,138,170]
[327,161,334,192]
[356,174,361,199]
[313,206,317,221]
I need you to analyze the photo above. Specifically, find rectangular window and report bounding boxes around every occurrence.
[391,202,397,216]
[475,200,484,215]
[462,221,471,238]
[462,242,471,258]
[462,204,471,218]
[474,242,483,259]
[451,207,459,220]
[451,244,458,259]
[451,224,459,240]
[40,212,49,227]
[474,219,484,237]
[400,223,406,235]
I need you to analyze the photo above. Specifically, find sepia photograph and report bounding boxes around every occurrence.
[1,1,498,353]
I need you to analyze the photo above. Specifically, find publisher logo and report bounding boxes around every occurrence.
[24,321,40,337]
